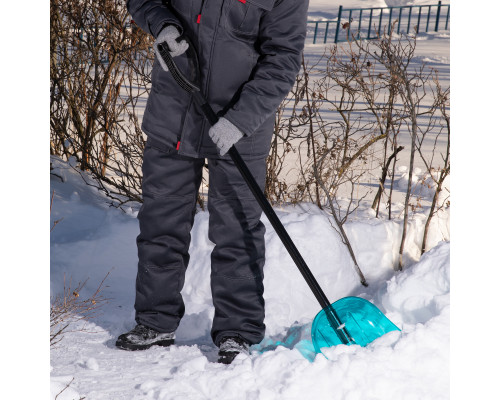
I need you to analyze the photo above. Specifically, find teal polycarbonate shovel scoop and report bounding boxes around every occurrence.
[156,39,400,358]
[312,297,399,352]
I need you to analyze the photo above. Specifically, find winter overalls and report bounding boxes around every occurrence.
[127,0,308,346]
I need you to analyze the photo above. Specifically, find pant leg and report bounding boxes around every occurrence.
[207,157,267,346]
[135,142,204,333]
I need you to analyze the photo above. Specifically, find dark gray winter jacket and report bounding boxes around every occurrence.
[127,0,309,159]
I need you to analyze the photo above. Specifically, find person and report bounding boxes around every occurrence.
[116,0,309,364]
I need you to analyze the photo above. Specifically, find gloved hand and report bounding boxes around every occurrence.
[208,118,245,156]
[153,25,189,72]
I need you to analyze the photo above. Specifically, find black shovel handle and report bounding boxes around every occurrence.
[157,40,354,345]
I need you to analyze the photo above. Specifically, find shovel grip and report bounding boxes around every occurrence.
[157,41,200,93]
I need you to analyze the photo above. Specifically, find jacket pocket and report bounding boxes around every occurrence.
[222,0,275,37]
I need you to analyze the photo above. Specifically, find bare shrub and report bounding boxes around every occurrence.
[349,25,448,269]
[265,22,450,274]
[50,272,110,347]
[50,0,153,205]
[418,75,450,254]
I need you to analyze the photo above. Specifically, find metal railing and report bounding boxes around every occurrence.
[308,1,450,44]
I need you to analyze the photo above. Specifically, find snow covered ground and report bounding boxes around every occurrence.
[49,150,450,399]
[13,0,500,399]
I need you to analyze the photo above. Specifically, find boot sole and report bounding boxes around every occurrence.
[115,338,174,351]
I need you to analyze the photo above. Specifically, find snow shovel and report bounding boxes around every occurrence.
[156,39,400,355]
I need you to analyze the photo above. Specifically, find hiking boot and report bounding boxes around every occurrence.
[115,324,175,351]
[217,336,250,364]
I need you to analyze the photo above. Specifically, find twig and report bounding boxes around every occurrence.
[50,190,64,232]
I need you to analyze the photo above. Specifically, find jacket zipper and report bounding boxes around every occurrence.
[196,0,223,154]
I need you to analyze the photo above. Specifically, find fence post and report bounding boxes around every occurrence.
[324,21,330,44]
[368,8,373,39]
[387,7,392,35]
[417,6,422,34]
[435,1,442,32]
[426,5,431,32]
[348,9,353,40]
[313,22,319,44]
[445,5,450,30]
[388,8,393,35]
[407,6,412,34]
[335,5,343,43]
[397,7,403,33]
[379,7,384,36]
[358,9,363,39]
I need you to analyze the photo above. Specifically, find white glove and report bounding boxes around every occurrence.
[153,25,189,72]
[208,118,245,156]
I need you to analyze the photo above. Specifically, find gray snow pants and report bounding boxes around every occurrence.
[134,140,267,346]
